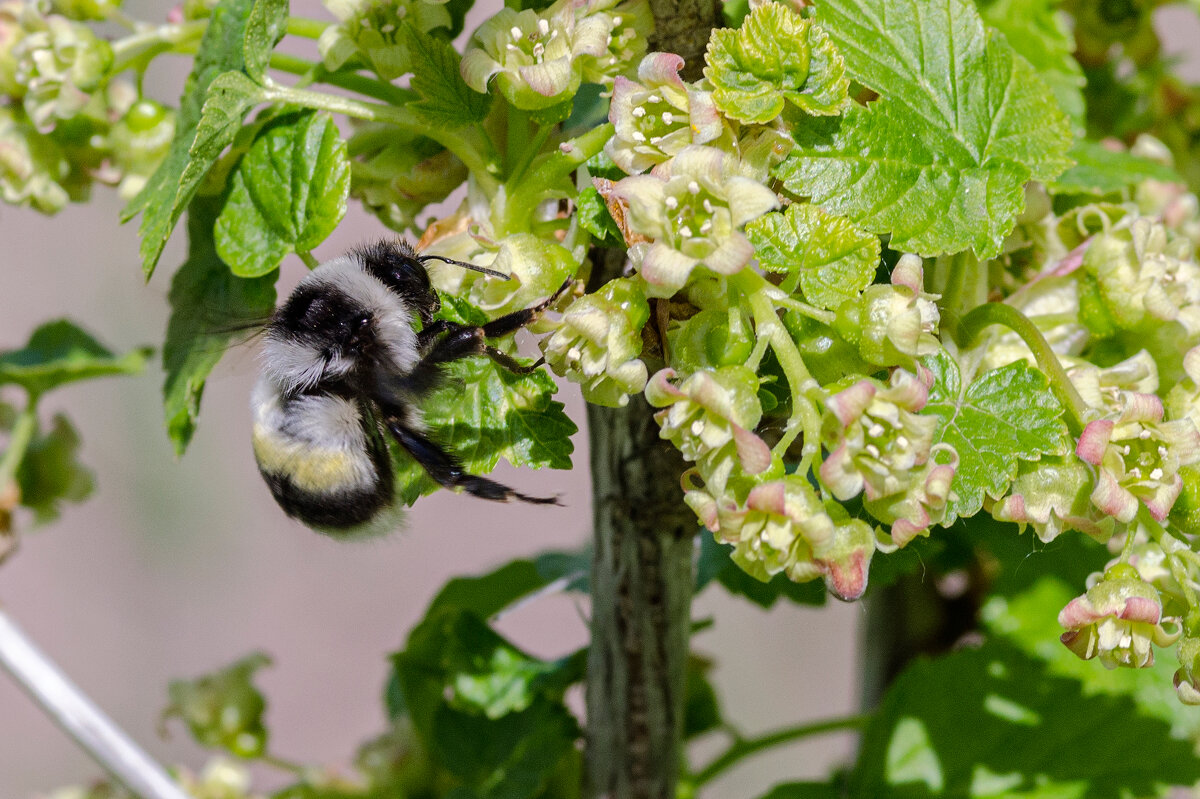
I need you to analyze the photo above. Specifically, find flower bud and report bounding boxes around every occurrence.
[1174,636,1200,705]
[543,277,649,406]
[833,254,939,368]
[319,0,452,80]
[0,104,70,212]
[108,98,175,200]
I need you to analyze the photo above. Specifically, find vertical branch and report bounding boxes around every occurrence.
[585,249,697,799]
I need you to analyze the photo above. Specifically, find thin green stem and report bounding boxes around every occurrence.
[259,753,307,775]
[285,17,331,40]
[936,252,986,339]
[689,714,870,788]
[260,81,500,195]
[297,251,320,269]
[268,54,413,105]
[109,20,207,74]
[773,293,835,325]
[0,399,37,494]
[956,302,1088,436]
[737,270,821,470]
[501,122,613,234]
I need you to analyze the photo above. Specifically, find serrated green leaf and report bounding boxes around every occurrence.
[164,652,271,758]
[394,336,576,505]
[163,195,278,455]
[403,23,491,128]
[983,576,1200,747]
[922,352,1071,524]
[123,0,261,278]
[15,414,94,525]
[1049,139,1183,196]
[849,639,1200,798]
[242,0,287,80]
[777,0,1073,259]
[977,0,1086,134]
[705,5,848,124]
[576,186,622,245]
[215,111,350,277]
[745,203,880,310]
[0,320,150,397]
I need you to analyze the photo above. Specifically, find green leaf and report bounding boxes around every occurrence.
[777,0,1073,259]
[745,203,880,310]
[704,5,849,124]
[403,23,491,128]
[215,111,350,277]
[163,195,278,455]
[0,320,150,397]
[242,0,288,80]
[684,655,722,739]
[921,352,1071,524]
[983,576,1200,747]
[15,414,94,525]
[849,640,1200,797]
[976,0,1086,134]
[163,652,271,759]
[1049,139,1183,196]
[394,340,576,505]
[123,0,264,278]
[576,186,622,245]
[757,784,842,799]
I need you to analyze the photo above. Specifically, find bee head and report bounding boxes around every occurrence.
[357,240,441,325]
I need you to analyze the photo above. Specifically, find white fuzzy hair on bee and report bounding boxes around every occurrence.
[250,239,567,538]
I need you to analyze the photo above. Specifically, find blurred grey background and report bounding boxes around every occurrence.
[2,3,1199,798]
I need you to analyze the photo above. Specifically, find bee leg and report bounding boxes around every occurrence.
[385,419,559,505]
[415,319,455,351]
[483,345,545,375]
[479,279,572,338]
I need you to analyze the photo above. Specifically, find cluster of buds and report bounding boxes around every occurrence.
[319,0,453,80]
[542,276,649,407]
[460,0,650,110]
[819,368,955,546]
[832,254,940,369]
[347,123,466,234]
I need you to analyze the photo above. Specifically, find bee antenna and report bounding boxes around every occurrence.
[418,254,510,280]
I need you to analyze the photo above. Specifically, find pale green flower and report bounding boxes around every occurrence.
[318,0,452,80]
[1059,563,1181,669]
[542,276,649,407]
[833,255,940,369]
[13,11,112,130]
[0,104,70,212]
[611,145,777,297]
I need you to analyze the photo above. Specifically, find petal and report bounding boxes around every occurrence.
[725,177,780,226]
[641,243,698,296]
[520,58,574,97]
[1076,419,1115,464]
[460,48,501,93]
[702,232,754,274]
[637,51,686,88]
[731,423,772,474]
[1091,467,1140,522]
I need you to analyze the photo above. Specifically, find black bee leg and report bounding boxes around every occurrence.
[484,345,545,375]
[479,279,572,338]
[416,319,455,351]
[386,420,559,505]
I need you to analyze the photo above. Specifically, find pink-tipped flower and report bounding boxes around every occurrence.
[1059,563,1180,669]
[606,52,724,174]
[610,145,778,297]
[990,455,1114,543]
[715,477,875,600]
[645,365,771,476]
[1076,392,1200,523]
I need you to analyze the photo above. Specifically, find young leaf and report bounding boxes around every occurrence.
[0,320,150,397]
[394,351,577,505]
[123,0,275,278]
[777,0,1073,259]
[1049,139,1182,196]
[977,0,1086,134]
[921,351,1071,524]
[163,652,272,759]
[215,111,350,277]
[745,203,880,311]
[704,4,848,124]
[242,0,288,80]
[849,640,1200,797]
[403,23,490,128]
[16,414,94,524]
[163,195,278,456]
[576,185,623,245]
